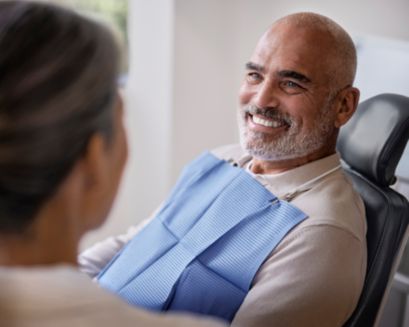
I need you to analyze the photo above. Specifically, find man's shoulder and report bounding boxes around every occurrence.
[293,169,366,242]
[210,144,245,161]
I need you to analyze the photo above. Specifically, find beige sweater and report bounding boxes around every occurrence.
[79,144,367,327]
[0,265,225,327]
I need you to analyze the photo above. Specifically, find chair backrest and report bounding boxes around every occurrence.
[337,93,409,327]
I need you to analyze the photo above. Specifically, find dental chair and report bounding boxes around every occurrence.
[337,93,409,326]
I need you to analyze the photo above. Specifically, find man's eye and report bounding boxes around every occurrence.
[281,80,304,94]
[283,81,300,88]
[246,72,262,83]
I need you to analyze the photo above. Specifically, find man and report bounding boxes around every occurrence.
[80,12,366,327]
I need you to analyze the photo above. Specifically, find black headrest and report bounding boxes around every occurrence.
[337,93,409,187]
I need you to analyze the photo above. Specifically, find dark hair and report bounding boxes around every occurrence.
[0,1,119,233]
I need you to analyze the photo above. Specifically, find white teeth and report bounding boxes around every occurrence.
[252,115,283,128]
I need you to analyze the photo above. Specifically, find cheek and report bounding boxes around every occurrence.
[238,84,252,106]
[284,95,322,126]
[120,128,128,172]
[297,108,324,132]
[114,121,128,179]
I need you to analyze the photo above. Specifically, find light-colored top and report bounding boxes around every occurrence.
[79,144,367,327]
[0,265,225,327]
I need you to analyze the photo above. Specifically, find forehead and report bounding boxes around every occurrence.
[250,23,334,84]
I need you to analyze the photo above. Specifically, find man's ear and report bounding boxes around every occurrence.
[334,86,360,128]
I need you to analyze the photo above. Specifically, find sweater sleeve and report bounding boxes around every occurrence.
[232,224,366,327]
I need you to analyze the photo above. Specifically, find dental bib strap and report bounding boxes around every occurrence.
[97,151,308,322]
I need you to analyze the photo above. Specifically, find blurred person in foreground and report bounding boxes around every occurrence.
[80,11,367,327]
[0,2,225,327]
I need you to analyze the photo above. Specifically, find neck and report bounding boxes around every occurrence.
[0,162,90,268]
[250,147,336,175]
[0,200,81,267]
[0,234,78,267]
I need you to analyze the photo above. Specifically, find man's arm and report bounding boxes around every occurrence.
[232,224,366,327]
[78,218,152,278]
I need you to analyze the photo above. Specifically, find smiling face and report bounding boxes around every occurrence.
[238,20,349,171]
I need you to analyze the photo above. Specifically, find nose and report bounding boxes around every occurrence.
[253,80,279,108]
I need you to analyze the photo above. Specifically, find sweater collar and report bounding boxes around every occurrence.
[244,153,342,200]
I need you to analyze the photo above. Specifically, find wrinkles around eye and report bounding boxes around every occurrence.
[281,81,307,94]
[247,72,262,82]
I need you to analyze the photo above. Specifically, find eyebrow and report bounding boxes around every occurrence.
[245,62,265,73]
[277,70,312,84]
[245,62,312,84]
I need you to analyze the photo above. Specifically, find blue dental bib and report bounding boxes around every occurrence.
[98,152,307,322]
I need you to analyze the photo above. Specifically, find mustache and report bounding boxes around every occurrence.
[244,105,292,125]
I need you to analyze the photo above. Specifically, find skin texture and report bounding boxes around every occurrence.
[238,13,360,174]
[0,95,128,266]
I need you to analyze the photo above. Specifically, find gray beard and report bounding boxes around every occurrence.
[237,104,335,161]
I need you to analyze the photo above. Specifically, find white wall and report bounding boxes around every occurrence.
[81,0,409,249]
[80,0,176,248]
[172,0,242,176]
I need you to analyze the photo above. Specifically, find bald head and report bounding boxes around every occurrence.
[267,12,357,93]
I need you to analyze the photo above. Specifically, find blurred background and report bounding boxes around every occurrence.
[39,1,409,325]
